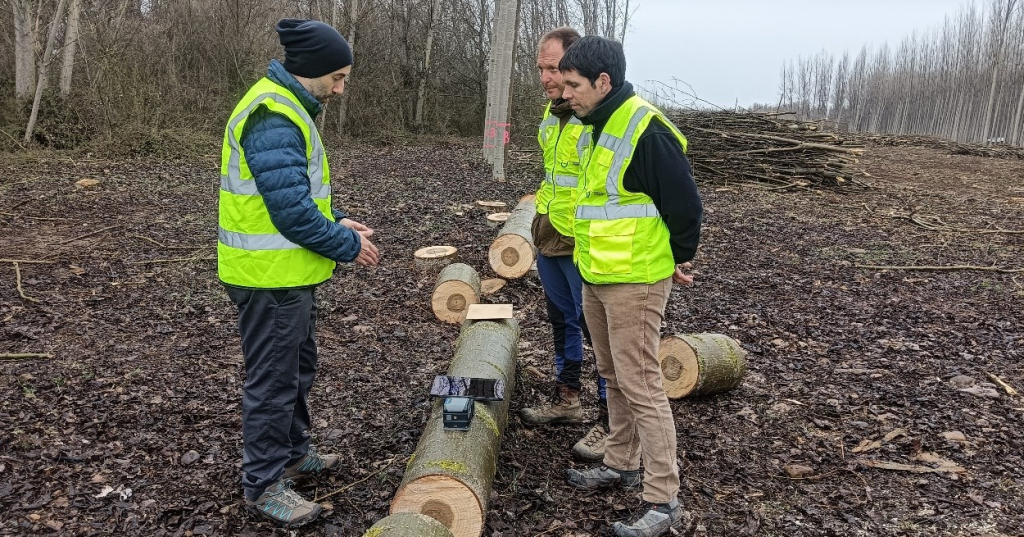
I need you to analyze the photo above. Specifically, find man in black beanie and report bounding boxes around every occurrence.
[218,18,379,528]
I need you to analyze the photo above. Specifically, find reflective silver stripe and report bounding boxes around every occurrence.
[554,174,578,187]
[577,104,661,221]
[577,203,660,220]
[577,130,592,156]
[218,228,302,251]
[224,89,329,200]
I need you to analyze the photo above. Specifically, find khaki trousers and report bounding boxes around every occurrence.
[583,277,678,503]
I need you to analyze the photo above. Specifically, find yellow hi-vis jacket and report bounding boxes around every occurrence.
[218,78,336,288]
[573,95,689,284]
[535,102,585,237]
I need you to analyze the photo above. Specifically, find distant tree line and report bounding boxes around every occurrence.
[777,0,1024,146]
[0,0,633,151]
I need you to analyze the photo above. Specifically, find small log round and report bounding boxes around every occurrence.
[475,200,507,210]
[363,512,454,537]
[431,263,481,324]
[486,212,510,228]
[415,246,458,269]
[659,333,747,399]
[480,278,506,296]
[390,319,520,537]
[488,198,536,279]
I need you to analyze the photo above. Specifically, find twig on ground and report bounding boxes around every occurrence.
[313,457,398,502]
[13,262,40,303]
[127,256,215,265]
[0,259,53,264]
[856,264,1024,274]
[56,224,121,246]
[0,353,53,360]
[896,213,1024,234]
[986,372,1019,396]
[132,234,204,250]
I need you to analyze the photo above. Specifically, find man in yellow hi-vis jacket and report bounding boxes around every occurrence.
[218,19,379,528]
[559,36,703,537]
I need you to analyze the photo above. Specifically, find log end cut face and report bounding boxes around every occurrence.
[391,475,482,537]
[659,337,699,398]
[431,281,479,324]
[488,235,534,278]
[659,333,748,399]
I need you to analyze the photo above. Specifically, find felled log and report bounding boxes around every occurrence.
[431,263,481,324]
[363,512,454,537]
[488,198,535,278]
[659,333,747,398]
[390,318,520,537]
[415,246,458,269]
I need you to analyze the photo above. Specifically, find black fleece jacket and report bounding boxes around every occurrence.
[578,82,703,263]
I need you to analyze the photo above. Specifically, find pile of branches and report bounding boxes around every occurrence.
[851,133,1024,160]
[667,111,867,189]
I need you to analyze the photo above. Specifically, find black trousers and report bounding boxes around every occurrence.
[226,286,318,500]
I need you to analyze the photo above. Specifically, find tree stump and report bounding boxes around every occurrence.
[415,246,458,269]
[431,263,481,324]
[488,198,535,279]
[390,319,519,537]
[485,212,510,228]
[363,512,454,537]
[659,333,747,399]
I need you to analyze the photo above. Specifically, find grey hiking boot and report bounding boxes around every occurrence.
[520,385,583,425]
[565,464,642,490]
[613,499,687,537]
[245,479,322,528]
[282,445,341,480]
[572,423,608,461]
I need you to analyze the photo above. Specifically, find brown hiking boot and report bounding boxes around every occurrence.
[245,479,322,528]
[282,445,341,480]
[520,385,583,425]
[572,423,608,461]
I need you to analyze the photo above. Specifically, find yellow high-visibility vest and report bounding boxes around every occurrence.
[535,102,585,237]
[573,95,689,284]
[218,78,336,288]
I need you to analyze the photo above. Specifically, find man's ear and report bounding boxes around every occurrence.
[598,72,612,93]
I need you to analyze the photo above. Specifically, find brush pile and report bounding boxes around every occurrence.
[667,111,866,189]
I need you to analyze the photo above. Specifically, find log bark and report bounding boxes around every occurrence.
[431,263,481,324]
[488,198,535,278]
[659,333,747,399]
[390,319,519,537]
[363,512,454,537]
[415,246,458,269]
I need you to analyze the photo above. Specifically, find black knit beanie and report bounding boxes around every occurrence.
[276,19,353,78]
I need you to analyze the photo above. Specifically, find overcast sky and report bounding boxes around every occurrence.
[623,0,970,108]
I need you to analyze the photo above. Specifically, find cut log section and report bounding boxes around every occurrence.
[415,246,458,269]
[488,198,536,279]
[659,333,747,399]
[363,512,455,537]
[480,278,506,296]
[485,212,510,228]
[431,263,481,324]
[391,319,520,537]
[474,200,507,210]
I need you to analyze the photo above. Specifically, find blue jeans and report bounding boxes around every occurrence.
[226,286,318,500]
[536,253,606,400]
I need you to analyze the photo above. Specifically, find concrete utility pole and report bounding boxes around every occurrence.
[482,0,521,181]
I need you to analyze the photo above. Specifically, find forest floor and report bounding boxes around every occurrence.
[1,136,1022,537]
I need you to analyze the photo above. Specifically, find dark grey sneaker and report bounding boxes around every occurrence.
[613,499,687,537]
[245,479,322,527]
[282,445,341,480]
[565,464,641,490]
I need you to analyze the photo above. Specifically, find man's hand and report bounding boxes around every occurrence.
[354,234,380,266]
[673,262,694,286]
[340,218,374,237]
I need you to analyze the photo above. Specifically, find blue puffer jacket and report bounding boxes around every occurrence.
[239,59,361,263]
